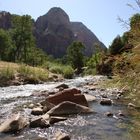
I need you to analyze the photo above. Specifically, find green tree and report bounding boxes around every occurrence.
[11,15,36,63]
[0,29,13,61]
[109,35,123,55]
[129,13,140,45]
[27,47,47,66]
[67,41,85,74]
[85,43,105,75]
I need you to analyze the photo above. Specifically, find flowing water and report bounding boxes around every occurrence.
[0,76,140,140]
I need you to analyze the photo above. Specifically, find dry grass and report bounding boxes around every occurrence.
[0,61,49,85]
[0,61,19,70]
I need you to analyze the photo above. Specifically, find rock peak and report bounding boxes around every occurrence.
[46,7,70,25]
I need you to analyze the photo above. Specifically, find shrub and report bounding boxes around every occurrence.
[44,62,74,79]
[63,65,74,79]
[109,35,124,55]
[49,64,63,74]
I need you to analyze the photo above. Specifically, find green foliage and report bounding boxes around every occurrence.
[109,35,124,55]
[44,61,74,79]
[25,47,47,66]
[11,15,36,63]
[130,13,140,29]
[49,64,63,74]
[67,41,85,74]
[84,43,105,75]
[0,29,13,61]
[129,13,140,45]
[62,65,74,79]
[87,53,101,68]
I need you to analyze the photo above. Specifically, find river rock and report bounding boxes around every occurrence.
[56,83,69,89]
[31,107,43,115]
[32,90,49,97]
[28,103,34,109]
[0,113,27,133]
[47,101,93,116]
[128,103,136,108]
[30,114,50,128]
[100,99,112,105]
[105,112,113,117]
[49,116,67,124]
[118,111,125,117]
[101,94,108,98]
[40,101,55,113]
[55,131,70,140]
[45,88,88,107]
[84,85,96,90]
[84,94,96,102]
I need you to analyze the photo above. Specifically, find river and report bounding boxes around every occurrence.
[0,76,140,140]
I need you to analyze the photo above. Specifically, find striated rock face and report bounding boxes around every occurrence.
[0,11,12,29]
[35,7,74,58]
[71,22,106,56]
[35,7,106,57]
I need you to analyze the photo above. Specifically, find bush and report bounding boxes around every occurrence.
[63,66,74,79]
[49,64,63,74]
[109,35,124,55]
[44,62,74,79]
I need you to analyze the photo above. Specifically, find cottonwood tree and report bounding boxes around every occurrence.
[11,15,35,63]
[0,29,13,61]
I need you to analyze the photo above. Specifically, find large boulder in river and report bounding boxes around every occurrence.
[47,101,93,116]
[45,88,88,107]
[0,113,27,133]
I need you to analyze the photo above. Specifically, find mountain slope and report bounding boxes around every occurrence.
[34,7,106,57]
[0,8,106,58]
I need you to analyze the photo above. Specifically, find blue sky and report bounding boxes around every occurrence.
[0,0,138,47]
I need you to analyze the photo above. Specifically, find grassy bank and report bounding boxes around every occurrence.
[0,61,50,86]
[0,60,75,86]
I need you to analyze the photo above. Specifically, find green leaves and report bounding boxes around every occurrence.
[11,15,35,63]
[67,41,85,74]
[0,29,13,61]
[109,35,124,55]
